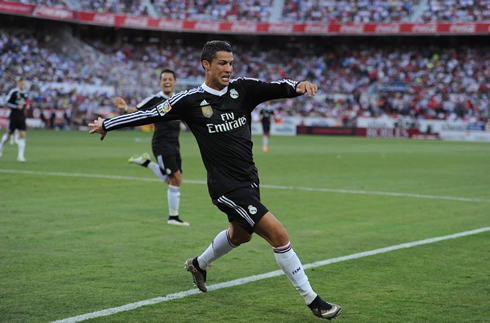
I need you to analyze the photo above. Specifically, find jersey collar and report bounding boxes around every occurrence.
[157,91,171,99]
[201,83,228,97]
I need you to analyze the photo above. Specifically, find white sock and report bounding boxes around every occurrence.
[17,138,25,159]
[263,135,269,148]
[198,229,237,270]
[0,134,7,150]
[273,242,317,304]
[168,185,180,216]
[147,162,169,183]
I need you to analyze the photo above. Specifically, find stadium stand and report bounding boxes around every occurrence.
[0,3,488,129]
[422,0,490,22]
[7,0,69,8]
[1,26,489,126]
[153,0,273,22]
[79,0,149,16]
[6,0,489,23]
[281,0,418,23]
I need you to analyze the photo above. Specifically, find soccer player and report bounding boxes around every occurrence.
[113,69,189,226]
[89,40,342,320]
[259,101,275,152]
[0,77,30,162]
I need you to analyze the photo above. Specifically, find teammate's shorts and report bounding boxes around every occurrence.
[154,152,182,176]
[262,121,271,134]
[8,117,26,132]
[212,182,269,234]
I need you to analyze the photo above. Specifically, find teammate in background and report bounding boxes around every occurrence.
[89,41,341,320]
[0,77,30,162]
[259,101,275,152]
[113,69,189,227]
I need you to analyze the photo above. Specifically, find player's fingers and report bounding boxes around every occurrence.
[297,82,307,95]
[308,84,318,96]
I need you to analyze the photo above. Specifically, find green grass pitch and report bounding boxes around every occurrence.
[0,129,489,322]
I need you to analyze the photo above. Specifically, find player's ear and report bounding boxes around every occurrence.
[202,60,210,70]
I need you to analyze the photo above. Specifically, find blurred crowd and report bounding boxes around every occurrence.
[422,0,490,22]
[79,0,149,16]
[281,0,416,23]
[7,0,490,23]
[1,28,489,128]
[154,0,272,22]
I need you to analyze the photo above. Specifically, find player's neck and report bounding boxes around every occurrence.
[161,90,173,98]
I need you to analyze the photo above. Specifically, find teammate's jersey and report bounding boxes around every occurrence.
[104,78,300,198]
[136,91,180,153]
[260,107,275,123]
[6,87,29,119]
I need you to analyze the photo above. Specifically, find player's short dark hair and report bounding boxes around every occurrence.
[160,69,176,80]
[201,40,232,67]
[16,76,26,82]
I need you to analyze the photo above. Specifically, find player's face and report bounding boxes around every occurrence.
[17,80,26,91]
[160,72,176,96]
[204,51,233,91]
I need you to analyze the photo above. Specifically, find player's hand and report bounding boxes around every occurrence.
[296,81,318,97]
[114,97,128,111]
[89,117,107,141]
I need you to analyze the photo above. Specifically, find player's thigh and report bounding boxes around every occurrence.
[253,212,289,247]
[8,118,25,133]
[262,121,271,134]
[213,183,269,235]
[153,151,182,176]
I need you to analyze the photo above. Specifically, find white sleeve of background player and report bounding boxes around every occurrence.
[5,89,18,108]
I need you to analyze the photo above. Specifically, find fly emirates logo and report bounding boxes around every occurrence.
[207,112,247,133]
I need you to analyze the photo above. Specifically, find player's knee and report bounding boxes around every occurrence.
[231,234,252,246]
[229,229,253,246]
[175,172,182,184]
[271,226,290,247]
[168,173,182,186]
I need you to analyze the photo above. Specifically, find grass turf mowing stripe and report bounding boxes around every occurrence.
[1,168,489,203]
[50,227,490,323]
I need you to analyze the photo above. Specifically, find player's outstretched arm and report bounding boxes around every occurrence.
[89,117,107,141]
[296,81,318,97]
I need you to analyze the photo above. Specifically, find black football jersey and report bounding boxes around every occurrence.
[6,87,29,119]
[260,107,275,123]
[136,91,180,153]
[104,78,300,198]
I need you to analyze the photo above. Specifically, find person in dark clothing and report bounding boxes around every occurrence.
[89,40,341,320]
[0,77,30,162]
[114,69,189,226]
[259,100,275,152]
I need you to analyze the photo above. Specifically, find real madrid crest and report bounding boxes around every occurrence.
[230,88,239,99]
[200,99,213,118]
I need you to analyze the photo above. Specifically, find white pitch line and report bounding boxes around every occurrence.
[260,184,490,203]
[51,227,490,323]
[1,169,489,203]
